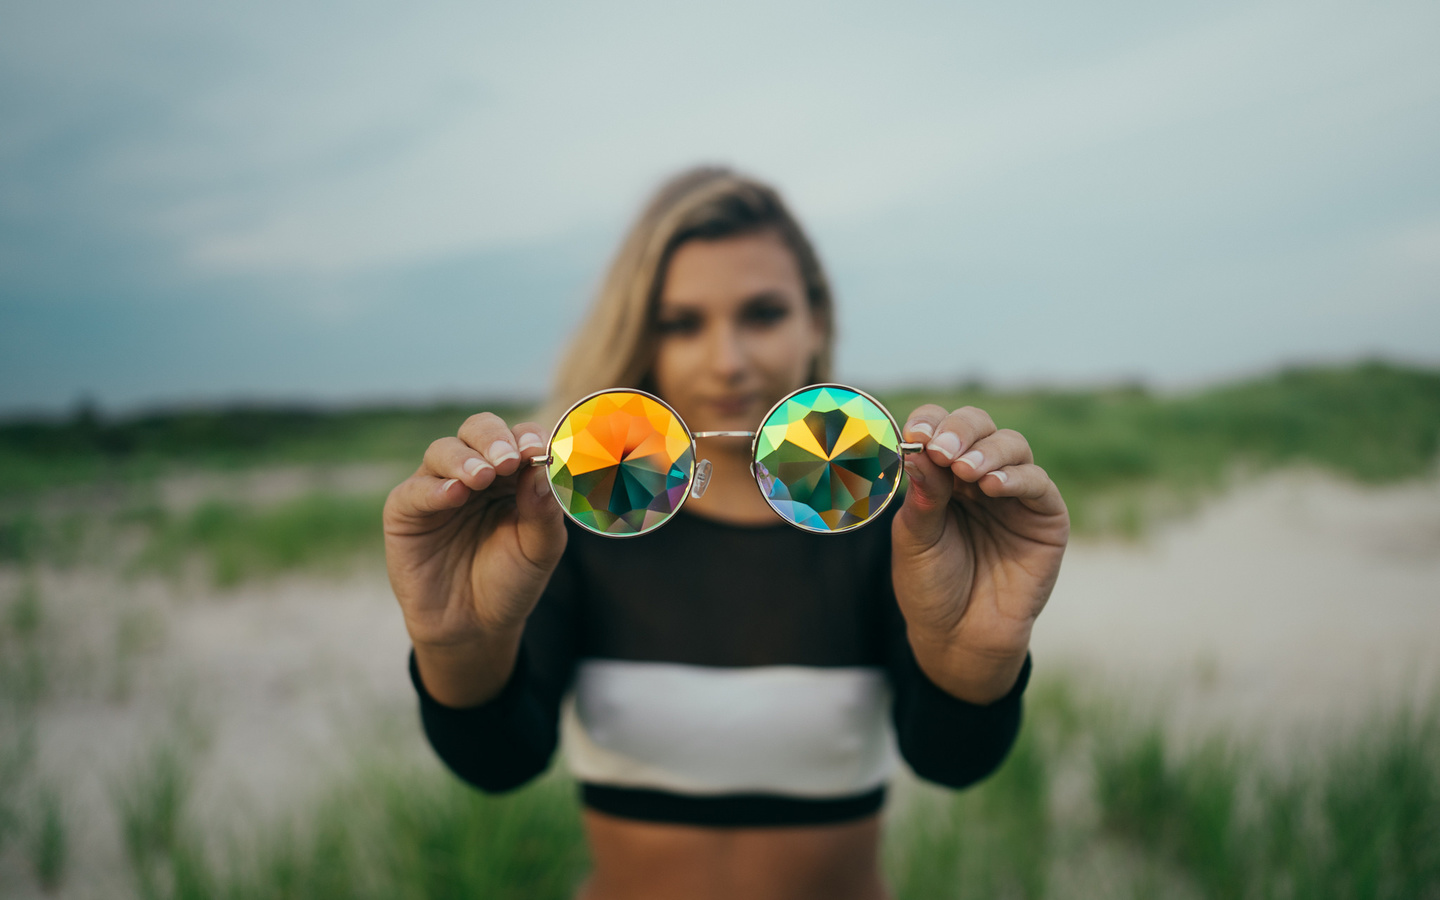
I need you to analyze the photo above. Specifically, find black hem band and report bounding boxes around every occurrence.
[580,783,886,828]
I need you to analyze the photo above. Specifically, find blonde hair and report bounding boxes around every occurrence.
[542,166,835,427]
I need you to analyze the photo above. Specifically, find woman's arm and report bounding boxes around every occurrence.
[383,410,575,790]
[409,539,583,793]
[384,412,567,708]
[889,405,1069,705]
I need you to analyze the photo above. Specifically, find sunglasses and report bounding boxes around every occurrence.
[528,383,925,537]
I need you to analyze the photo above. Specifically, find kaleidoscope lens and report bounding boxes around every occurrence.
[752,385,904,534]
[547,390,695,537]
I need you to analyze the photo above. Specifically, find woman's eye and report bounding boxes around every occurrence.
[656,314,702,336]
[742,304,789,327]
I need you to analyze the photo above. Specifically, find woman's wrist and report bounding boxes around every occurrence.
[906,629,1031,705]
[412,627,525,709]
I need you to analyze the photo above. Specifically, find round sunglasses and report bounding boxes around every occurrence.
[527,384,925,537]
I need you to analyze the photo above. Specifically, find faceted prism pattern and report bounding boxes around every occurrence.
[754,386,902,533]
[548,390,695,536]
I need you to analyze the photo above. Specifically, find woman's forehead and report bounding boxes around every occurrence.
[661,231,805,307]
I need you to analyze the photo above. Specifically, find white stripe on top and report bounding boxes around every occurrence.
[561,659,897,798]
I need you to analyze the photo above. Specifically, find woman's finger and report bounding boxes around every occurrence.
[979,463,1067,515]
[457,413,525,475]
[384,472,470,531]
[901,404,949,443]
[948,428,1034,483]
[422,436,498,491]
[507,422,567,570]
[512,422,549,462]
[512,421,556,504]
[925,407,997,469]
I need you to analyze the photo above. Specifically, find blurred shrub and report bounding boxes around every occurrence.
[0,399,533,496]
[1,362,1437,553]
[882,359,1440,534]
[135,493,387,587]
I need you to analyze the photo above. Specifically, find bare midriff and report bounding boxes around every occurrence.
[575,810,891,900]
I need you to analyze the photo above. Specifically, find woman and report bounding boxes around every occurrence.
[383,167,1069,899]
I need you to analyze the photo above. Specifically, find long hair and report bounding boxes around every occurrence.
[542,166,835,426]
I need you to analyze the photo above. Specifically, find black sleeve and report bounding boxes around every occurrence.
[408,543,583,793]
[881,561,1030,789]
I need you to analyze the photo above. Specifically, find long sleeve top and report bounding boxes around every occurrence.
[410,502,1030,827]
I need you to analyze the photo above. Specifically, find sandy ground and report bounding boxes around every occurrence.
[1034,470,1440,740]
[1,468,1437,897]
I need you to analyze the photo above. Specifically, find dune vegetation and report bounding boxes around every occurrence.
[1,360,1437,897]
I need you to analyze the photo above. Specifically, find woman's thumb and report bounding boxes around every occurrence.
[895,454,953,550]
[514,461,567,567]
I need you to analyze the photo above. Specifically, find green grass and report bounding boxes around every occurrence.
[883,677,1440,899]
[0,400,535,497]
[2,675,1429,898]
[1092,702,1440,899]
[886,718,1053,899]
[133,493,387,587]
[0,361,1437,581]
[112,761,589,900]
[30,781,69,892]
[113,740,195,898]
[4,361,1436,552]
[878,360,1440,535]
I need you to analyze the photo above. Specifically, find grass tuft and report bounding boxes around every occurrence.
[30,781,69,892]
[1092,698,1440,899]
[134,493,386,587]
[108,764,589,900]
[112,740,195,898]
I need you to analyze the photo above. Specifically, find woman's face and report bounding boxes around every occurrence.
[651,229,825,438]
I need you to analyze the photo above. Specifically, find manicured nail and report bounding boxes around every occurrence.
[532,468,550,497]
[463,457,491,477]
[903,459,925,487]
[989,469,1008,484]
[488,440,520,464]
[958,449,985,470]
[907,421,934,439]
[439,478,458,493]
[518,433,545,451]
[930,432,961,460]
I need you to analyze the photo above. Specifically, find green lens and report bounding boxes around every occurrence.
[753,385,903,533]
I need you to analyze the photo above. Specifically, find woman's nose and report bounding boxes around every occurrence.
[707,323,747,381]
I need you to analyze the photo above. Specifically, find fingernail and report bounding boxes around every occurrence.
[930,432,961,460]
[903,458,925,487]
[907,421,934,439]
[958,449,985,469]
[463,457,491,477]
[518,433,545,451]
[990,469,1008,484]
[532,468,550,497]
[439,478,458,493]
[488,440,520,464]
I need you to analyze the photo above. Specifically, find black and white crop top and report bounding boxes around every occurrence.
[409,502,1030,827]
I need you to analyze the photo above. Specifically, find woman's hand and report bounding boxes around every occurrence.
[383,413,566,706]
[890,405,1069,705]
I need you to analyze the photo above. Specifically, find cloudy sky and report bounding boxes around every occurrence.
[2,0,1437,415]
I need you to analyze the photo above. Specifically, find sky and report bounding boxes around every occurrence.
[2,0,1438,416]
